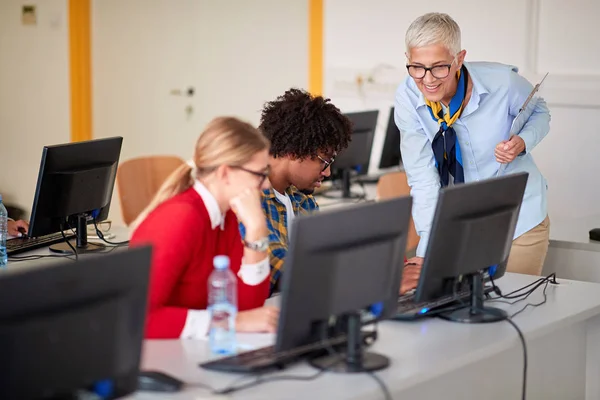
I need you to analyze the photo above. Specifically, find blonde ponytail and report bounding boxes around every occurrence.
[130,116,269,232]
[130,163,194,231]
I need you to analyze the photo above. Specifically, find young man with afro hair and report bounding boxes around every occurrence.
[241,88,420,296]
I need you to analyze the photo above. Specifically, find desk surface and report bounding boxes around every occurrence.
[4,226,132,270]
[548,214,600,251]
[131,273,600,399]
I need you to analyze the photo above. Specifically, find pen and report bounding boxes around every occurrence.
[519,72,548,113]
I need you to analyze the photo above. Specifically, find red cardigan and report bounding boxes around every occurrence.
[130,187,269,339]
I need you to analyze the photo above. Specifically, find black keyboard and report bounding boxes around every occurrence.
[7,232,76,256]
[394,285,494,320]
[200,330,377,373]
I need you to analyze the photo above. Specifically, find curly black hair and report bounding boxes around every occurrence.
[259,88,352,159]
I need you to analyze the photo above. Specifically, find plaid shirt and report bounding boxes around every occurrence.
[239,186,318,296]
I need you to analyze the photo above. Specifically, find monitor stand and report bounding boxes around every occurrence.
[320,169,364,200]
[309,313,389,373]
[439,271,507,323]
[50,214,106,255]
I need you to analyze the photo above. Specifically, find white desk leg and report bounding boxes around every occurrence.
[586,314,600,400]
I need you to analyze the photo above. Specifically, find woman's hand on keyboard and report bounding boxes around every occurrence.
[236,306,279,333]
[400,257,423,295]
[7,219,29,237]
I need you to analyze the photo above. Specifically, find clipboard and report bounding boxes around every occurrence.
[496,72,548,176]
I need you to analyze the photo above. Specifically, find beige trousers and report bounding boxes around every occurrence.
[506,215,550,276]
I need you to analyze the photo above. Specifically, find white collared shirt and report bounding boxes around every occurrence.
[273,188,294,238]
[180,180,269,340]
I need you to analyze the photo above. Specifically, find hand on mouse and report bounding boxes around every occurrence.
[7,219,29,237]
[236,306,279,333]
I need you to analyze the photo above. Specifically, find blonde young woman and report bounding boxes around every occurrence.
[130,117,278,339]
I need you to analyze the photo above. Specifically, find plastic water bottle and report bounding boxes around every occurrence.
[208,255,237,355]
[0,195,8,267]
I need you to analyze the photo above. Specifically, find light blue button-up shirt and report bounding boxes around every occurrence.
[394,61,550,257]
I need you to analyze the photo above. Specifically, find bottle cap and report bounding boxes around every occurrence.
[213,255,230,270]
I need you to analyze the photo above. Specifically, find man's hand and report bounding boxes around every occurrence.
[495,135,525,164]
[400,257,423,295]
[7,219,29,236]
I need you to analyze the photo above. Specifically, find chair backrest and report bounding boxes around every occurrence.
[376,171,420,252]
[116,155,185,226]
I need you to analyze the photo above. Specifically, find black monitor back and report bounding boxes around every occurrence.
[29,137,123,237]
[0,247,152,399]
[333,110,378,174]
[379,107,402,169]
[415,172,529,302]
[275,196,412,352]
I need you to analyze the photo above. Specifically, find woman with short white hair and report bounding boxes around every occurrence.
[395,12,550,275]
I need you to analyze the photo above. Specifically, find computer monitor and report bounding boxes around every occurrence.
[378,106,402,169]
[326,110,378,199]
[414,172,529,324]
[0,246,152,399]
[276,196,412,372]
[28,137,123,255]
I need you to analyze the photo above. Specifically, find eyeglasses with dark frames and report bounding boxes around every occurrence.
[230,165,270,187]
[317,155,335,172]
[406,58,457,80]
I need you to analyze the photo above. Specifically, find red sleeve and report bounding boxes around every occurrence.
[225,212,270,311]
[130,201,206,339]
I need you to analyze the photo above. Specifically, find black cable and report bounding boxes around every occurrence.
[215,368,329,395]
[491,273,557,300]
[509,278,552,319]
[213,325,391,399]
[475,307,527,400]
[93,218,129,246]
[367,372,392,400]
[61,224,78,261]
[8,254,76,262]
[487,274,558,321]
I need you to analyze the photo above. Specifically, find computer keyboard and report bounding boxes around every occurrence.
[7,232,76,256]
[394,285,494,320]
[200,330,377,373]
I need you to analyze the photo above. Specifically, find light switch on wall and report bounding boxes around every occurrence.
[22,5,36,26]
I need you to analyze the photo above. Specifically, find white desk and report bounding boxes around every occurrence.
[315,183,378,210]
[4,225,131,270]
[543,215,600,283]
[130,273,600,400]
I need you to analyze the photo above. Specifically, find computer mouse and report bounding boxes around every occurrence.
[137,370,184,393]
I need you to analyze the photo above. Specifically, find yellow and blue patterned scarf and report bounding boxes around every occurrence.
[425,65,468,186]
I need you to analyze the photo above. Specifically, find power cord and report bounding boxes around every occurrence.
[476,307,527,400]
[93,218,129,246]
[488,273,558,319]
[209,325,391,399]
[61,222,78,260]
[8,254,76,262]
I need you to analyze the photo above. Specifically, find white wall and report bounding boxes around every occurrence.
[0,0,69,216]
[324,0,600,222]
[93,0,308,224]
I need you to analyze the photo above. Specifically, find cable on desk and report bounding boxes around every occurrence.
[487,273,558,318]
[61,222,78,261]
[489,273,557,300]
[93,218,129,246]
[8,254,76,262]
[475,307,527,400]
[211,324,391,399]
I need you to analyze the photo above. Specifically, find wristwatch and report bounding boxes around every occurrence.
[243,236,269,252]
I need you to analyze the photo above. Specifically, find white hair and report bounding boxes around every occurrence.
[405,13,462,56]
